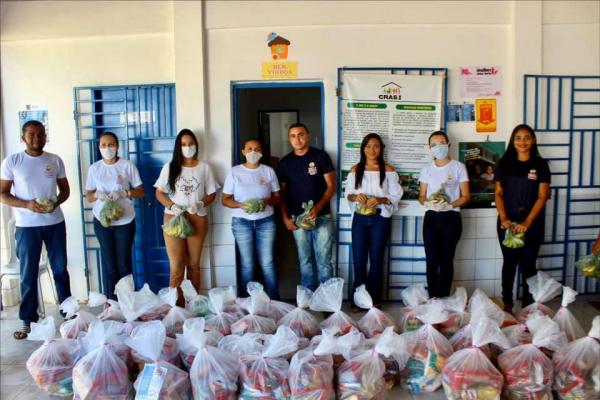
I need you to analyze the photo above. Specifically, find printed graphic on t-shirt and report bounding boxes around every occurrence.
[176,175,200,198]
[527,169,538,180]
[308,161,317,175]
[259,176,268,186]
[43,163,55,178]
[117,174,125,185]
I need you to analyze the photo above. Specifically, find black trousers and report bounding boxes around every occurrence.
[497,216,544,307]
[423,211,462,298]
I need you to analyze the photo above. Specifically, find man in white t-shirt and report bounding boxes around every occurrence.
[0,120,72,339]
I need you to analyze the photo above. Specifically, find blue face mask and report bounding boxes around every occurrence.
[431,144,449,160]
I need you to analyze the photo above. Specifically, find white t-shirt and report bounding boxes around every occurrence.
[344,170,403,218]
[154,161,220,216]
[223,164,280,220]
[0,151,66,227]
[85,158,143,225]
[419,159,469,212]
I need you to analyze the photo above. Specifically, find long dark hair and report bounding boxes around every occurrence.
[355,133,386,189]
[498,124,542,168]
[168,129,198,193]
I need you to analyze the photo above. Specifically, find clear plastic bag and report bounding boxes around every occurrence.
[295,200,316,230]
[217,332,264,360]
[450,289,505,357]
[277,286,321,338]
[58,297,96,339]
[114,275,170,321]
[72,319,133,399]
[553,286,586,341]
[99,199,125,227]
[353,284,398,338]
[176,318,223,370]
[288,331,337,399]
[232,289,277,335]
[336,327,404,400]
[125,321,191,399]
[184,318,238,400]
[398,284,429,332]
[79,320,133,371]
[26,317,82,397]
[309,277,359,335]
[437,287,470,338]
[239,326,299,399]
[180,279,212,317]
[404,301,453,393]
[498,316,565,400]
[88,291,126,321]
[204,287,241,335]
[159,287,193,337]
[552,316,600,400]
[442,317,509,400]
[502,224,525,248]
[245,281,295,322]
[162,211,194,238]
[518,271,562,322]
[575,253,600,279]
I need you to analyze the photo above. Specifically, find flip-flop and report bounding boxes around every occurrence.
[13,324,31,340]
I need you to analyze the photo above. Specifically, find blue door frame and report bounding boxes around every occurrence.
[74,83,177,295]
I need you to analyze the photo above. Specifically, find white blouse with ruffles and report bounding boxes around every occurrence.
[344,170,403,218]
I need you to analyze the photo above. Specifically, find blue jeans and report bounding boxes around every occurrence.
[292,214,334,291]
[15,221,71,324]
[351,212,391,305]
[93,218,135,300]
[232,215,279,299]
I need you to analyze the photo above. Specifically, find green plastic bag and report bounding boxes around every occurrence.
[502,224,525,249]
[99,199,125,227]
[575,253,600,280]
[163,212,194,239]
[242,199,265,214]
[294,200,316,230]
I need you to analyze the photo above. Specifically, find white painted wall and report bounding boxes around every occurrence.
[1,1,598,302]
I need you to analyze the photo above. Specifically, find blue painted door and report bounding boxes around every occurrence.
[74,84,177,294]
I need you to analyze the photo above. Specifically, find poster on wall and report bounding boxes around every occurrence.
[475,98,497,133]
[459,141,505,208]
[340,73,444,216]
[460,65,502,97]
[446,101,475,122]
[18,108,49,140]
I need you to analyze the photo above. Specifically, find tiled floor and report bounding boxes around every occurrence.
[1,296,599,399]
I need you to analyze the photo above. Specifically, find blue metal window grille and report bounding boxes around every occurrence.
[336,67,448,300]
[74,83,177,295]
[523,74,600,294]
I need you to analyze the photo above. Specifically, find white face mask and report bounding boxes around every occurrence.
[181,145,196,159]
[100,147,117,160]
[245,151,262,164]
[431,144,449,160]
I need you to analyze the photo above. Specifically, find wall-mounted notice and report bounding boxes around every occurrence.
[446,101,475,122]
[261,32,298,79]
[340,73,444,216]
[475,98,497,133]
[460,65,502,97]
[18,107,49,140]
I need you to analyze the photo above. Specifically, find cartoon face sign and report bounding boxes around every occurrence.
[175,175,200,198]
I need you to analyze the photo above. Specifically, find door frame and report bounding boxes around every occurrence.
[231,81,325,165]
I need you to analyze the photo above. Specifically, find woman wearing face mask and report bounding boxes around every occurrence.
[154,129,219,301]
[495,124,550,313]
[345,133,403,310]
[85,132,144,298]
[418,131,470,299]
[222,138,281,298]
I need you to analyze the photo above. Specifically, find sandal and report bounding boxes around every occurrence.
[13,323,31,340]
